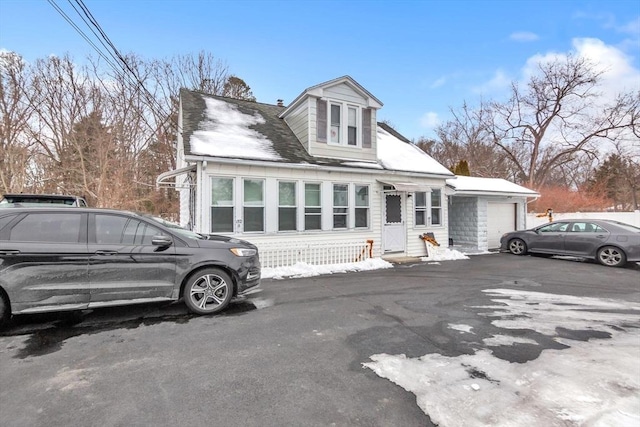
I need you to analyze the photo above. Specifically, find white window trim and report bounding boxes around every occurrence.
[327,102,362,148]
[303,181,323,232]
[354,184,370,229]
[430,189,443,227]
[414,191,428,227]
[332,183,349,230]
[242,178,265,234]
[210,176,235,234]
[277,180,297,232]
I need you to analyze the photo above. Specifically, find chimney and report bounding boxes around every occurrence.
[277,99,284,107]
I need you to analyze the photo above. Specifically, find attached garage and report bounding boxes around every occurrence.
[446,176,539,252]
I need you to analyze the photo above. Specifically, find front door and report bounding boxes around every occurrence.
[383,192,405,253]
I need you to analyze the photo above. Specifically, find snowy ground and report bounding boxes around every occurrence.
[260,249,640,427]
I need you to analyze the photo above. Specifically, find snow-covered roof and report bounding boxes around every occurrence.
[377,126,453,176]
[446,175,539,197]
[179,89,453,178]
[190,98,281,161]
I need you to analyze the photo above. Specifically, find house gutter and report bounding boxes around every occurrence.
[183,155,455,180]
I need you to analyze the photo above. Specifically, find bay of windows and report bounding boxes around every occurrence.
[210,177,371,233]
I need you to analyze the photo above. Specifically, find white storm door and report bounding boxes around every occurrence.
[383,193,405,252]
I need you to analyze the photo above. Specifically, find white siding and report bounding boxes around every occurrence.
[283,100,309,151]
[307,84,378,162]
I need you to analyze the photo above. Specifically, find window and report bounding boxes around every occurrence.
[347,107,357,146]
[305,183,322,230]
[211,178,234,232]
[330,104,341,143]
[278,181,297,231]
[355,185,369,228]
[333,184,348,229]
[538,222,570,233]
[431,189,442,226]
[415,192,427,226]
[243,179,264,232]
[96,215,163,245]
[95,215,129,244]
[10,213,82,243]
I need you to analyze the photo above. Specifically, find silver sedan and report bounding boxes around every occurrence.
[500,219,640,267]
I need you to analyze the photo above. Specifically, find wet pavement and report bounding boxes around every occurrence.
[1,253,638,427]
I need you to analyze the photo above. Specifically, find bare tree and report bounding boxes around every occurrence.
[417,102,516,179]
[485,55,640,189]
[0,51,35,193]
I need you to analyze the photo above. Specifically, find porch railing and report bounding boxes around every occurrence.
[255,239,374,269]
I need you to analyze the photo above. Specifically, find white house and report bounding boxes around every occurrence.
[157,76,537,266]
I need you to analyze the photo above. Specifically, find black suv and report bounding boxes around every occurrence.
[0,193,89,207]
[0,207,261,326]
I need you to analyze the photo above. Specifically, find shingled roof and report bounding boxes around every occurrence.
[179,88,453,176]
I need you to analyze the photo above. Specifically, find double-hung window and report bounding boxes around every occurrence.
[347,107,358,146]
[243,179,264,232]
[333,184,348,229]
[304,183,322,230]
[355,185,369,228]
[414,192,427,226]
[211,177,234,232]
[431,189,442,226]
[330,104,341,143]
[278,181,297,231]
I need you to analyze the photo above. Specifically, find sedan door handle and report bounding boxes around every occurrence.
[0,250,20,256]
[95,250,119,256]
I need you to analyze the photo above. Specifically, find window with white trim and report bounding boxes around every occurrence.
[347,107,357,146]
[333,184,348,229]
[278,181,297,231]
[355,185,369,228]
[304,183,322,230]
[414,192,427,226]
[330,104,341,143]
[431,189,442,226]
[243,179,264,232]
[211,177,234,232]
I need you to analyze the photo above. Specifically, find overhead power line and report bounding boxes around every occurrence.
[47,0,177,134]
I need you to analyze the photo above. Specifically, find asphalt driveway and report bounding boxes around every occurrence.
[1,254,638,427]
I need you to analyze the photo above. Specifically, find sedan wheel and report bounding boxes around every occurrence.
[184,268,233,315]
[597,246,626,268]
[508,238,527,255]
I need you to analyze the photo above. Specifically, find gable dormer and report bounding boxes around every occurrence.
[280,76,383,162]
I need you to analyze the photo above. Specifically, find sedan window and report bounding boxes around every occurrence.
[538,222,569,233]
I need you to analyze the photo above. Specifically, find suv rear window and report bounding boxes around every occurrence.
[9,213,83,243]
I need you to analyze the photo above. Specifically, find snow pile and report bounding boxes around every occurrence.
[364,289,640,427]
[421,242,469,261]
[262,257,393,280]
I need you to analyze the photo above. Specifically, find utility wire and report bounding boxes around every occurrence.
[47,0,178,137]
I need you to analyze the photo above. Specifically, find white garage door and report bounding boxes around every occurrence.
[487,203,516,249]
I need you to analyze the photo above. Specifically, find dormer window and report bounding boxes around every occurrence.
[319,99,368,147]
[330,104,341,143]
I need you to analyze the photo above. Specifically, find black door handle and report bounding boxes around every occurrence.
[95,250,118,256]
[0,250,20,256]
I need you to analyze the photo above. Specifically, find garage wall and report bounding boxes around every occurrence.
[448,197,480,247]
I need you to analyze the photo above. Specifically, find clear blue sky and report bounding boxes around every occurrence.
[1,0,638,141]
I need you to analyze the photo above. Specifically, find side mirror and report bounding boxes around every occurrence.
[152,235,173,247]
